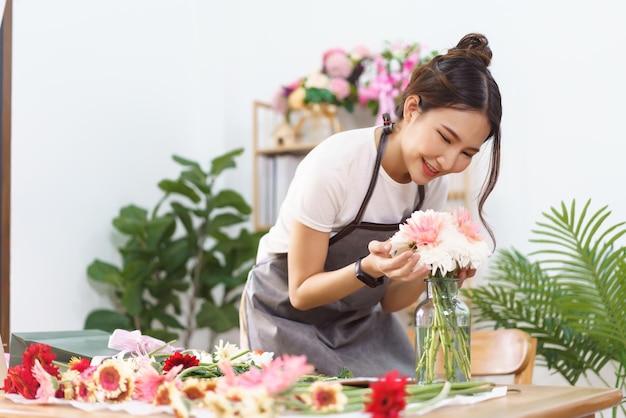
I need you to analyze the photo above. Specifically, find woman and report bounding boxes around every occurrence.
[241,33,502,377]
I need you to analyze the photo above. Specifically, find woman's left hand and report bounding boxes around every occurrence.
[455,267,476,287]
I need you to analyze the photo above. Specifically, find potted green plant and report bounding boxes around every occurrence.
[463,199,626,416]
[84,149,265,348]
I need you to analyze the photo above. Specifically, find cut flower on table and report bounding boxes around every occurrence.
[2,329,498,417]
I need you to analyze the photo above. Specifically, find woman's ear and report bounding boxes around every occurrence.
[403,95,421,120]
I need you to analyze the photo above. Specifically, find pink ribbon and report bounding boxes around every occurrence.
[376,90,396,125]
[108,329,177,355]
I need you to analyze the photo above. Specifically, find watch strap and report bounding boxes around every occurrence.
[354,256,385,288]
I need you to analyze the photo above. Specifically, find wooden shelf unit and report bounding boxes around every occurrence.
[252,101,324,231]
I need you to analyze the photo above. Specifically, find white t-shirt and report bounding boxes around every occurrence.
[256,126,449,261]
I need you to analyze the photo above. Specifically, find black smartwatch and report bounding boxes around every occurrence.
[354,256,385,288]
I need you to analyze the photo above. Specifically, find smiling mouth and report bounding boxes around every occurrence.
[423,159,439,177]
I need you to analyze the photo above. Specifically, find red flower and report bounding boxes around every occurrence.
[3,365,40,399]
[69,358,92,373]
[3,344,60,399]
[162,351,199,372]
[22,343,60,378]
[364,370,408,418]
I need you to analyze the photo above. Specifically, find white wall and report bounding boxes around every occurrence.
[9,0,626,402]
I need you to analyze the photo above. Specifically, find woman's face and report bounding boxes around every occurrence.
[399,102,491,185]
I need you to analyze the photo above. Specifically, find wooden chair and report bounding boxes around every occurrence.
[407,327,537,384]
[470,328,537,384]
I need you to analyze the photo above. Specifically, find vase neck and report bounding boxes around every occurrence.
[425,278,460,299]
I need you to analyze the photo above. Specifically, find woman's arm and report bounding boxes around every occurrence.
[287,221,366,310]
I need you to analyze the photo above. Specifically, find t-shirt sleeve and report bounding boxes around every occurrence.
[282,146,348,233]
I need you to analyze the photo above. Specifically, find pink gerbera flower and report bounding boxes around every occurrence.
[32,360,57,401]
[134,356,182,403]
[454,207,483,242]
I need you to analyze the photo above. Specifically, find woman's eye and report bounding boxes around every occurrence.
[463,151,474,158]
[439,132,451,144]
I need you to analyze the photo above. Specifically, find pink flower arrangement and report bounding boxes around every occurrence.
[272,41,437,126]
[390,208,490,385]
[272,45,371,119]
[389,208,491,277]
[358,41,435,124]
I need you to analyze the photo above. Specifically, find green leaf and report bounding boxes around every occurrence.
[84,309,132,332]
[210,149,244,177]
[119,205,148,221]
[122,259,157,283]
[113,214,149,236]
[305,88,338,104]
[145,214,177,250]
[87,260,121,283]
[158,179,201,203]
[195,301,240,333]
[122,281,145,316]
[171,202,196,241]
[147,309,185,329]
[160,238,193,274]
[180,168,211,195]
[211,189,251,214]
[172,155,202,170]
[207,213,246,233]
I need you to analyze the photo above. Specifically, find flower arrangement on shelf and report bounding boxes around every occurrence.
[2,329,497,417]
[358,41,436,124]
[271,41,437,132]
[272,46,370,120]
[390,208,491,384]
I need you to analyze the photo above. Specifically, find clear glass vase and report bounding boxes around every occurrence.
[414,278,471,384]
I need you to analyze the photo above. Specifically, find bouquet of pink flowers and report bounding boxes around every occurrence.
[358,41,436,125]
[389,208,491,384]
[272,46,371,121]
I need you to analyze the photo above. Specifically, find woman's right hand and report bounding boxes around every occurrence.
[366,239,431,282]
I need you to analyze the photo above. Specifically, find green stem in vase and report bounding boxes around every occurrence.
[415,275,471,384]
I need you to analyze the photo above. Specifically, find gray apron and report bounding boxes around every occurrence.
[243,126,425,377]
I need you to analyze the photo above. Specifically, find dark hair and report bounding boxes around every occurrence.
[395,33,502,245]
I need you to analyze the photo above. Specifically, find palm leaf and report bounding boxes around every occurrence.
[463,199,626,387]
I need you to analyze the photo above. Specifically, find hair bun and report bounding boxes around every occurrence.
[452,33,492,67]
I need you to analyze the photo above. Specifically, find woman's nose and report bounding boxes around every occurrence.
[436,153,457,172]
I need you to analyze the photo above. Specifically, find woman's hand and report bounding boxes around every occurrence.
[366,239,431,282]
[454,267,476,288]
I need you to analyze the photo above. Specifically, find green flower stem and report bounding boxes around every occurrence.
[282,381,495,414]
[405,381,451,412]
[416,277,471,383]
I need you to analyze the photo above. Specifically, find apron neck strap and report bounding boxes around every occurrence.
[352,115,392,224]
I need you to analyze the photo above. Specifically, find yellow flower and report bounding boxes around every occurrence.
[304,381,348,413]
[181,377,217,403]
[92,358,135,403]
[287,87,306,110]
[154,380,189,418]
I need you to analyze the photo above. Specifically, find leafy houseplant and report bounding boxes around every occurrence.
[463,199,626,414]
[85,149,265,348]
